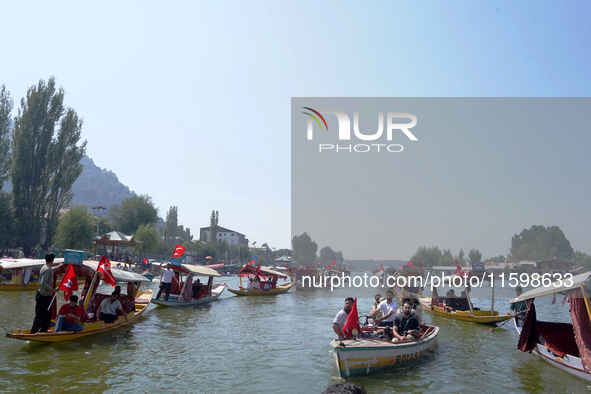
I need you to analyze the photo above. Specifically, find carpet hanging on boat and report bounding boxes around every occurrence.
[568,289,591,373]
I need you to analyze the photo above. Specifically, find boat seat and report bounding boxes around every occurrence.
[94,293,135,314]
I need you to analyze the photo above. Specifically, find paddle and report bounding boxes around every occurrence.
[489,312,520,333]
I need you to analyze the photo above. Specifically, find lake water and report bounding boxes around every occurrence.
[1,274,589,393]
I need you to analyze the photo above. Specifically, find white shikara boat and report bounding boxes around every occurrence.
[330,325,439,377]
[511,271,591,383]
[151,264,227,307]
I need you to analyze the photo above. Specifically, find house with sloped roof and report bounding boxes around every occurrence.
[199,225,249,246]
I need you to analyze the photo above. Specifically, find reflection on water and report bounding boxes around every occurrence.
[1,275,590,393]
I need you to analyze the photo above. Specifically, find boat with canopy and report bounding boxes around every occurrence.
[5,259,152,342]
[151,264,226,307]
[0,259,45,290]
[419,273,512,324]
[511,271,591,383]
[227,265,294,296]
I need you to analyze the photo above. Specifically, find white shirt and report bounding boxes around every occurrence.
[332,309,349,328]
[162,268,175,283]
[378,299,398,322]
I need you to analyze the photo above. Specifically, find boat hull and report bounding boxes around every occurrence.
[151,284,226,307]
[0,283,38,291]
[5,290,153,343]
[419,297,512,324]
[330,326,439,377]
[228,282,294,296]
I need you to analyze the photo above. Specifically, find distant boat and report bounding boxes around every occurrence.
[511,271,591,383]
[151,264,226,307]
[227,265,294,296]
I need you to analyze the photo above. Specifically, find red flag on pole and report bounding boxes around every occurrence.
[314,262,317,269]
[342,298,361,338]
[305,266,312,275]
[419,262,423,272]
[143,257,148,264]
[59,264,78,301]
[408,261,414,269]
[331,260,336,266]
[98,256,117,287]
[285,264,289,270]
[247,260,255,266]
[172,245,186,258]
[455,259,462,276]
[379,264,384,271]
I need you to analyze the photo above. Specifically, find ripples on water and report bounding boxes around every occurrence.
[1,277,590,393]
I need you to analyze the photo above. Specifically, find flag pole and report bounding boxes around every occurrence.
[47,292,58,310]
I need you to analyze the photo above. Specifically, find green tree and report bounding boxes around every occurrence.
[574,251,591,269]
[410,246,442,267]
[177,225,193,242]
[335,251,344,264]
[292,232,318,266]
[0,191,14,253]
[439,248,454,265]
[468,248,482,262]
[208,210,219,243]
[53,204,94,250]
[164,205,178,250]
[10,77,87,254]
[320,246,336,266]
[109,194,159,234]
[509,225,574,262]
[455,249,465,264]
[133,223,161,255]
[0,85,13,189]
[485,255,506,263]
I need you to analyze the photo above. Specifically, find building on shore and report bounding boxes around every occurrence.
[199,225,249,247]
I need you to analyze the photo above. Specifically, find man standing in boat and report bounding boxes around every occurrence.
[510,286,527,327]
[157,262,178,301]
[31,252,62,334]
[332,297,354,339]
[371,289,398,327]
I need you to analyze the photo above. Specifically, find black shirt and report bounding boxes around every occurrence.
[393,314,419,334]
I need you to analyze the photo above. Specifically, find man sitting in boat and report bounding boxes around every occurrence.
[456,290,472,312]
[443,289,459,311]
[370,294,383,319]
[396,297,422,324]
[55,295,85,333]
[371,290,398,327]
[96,292,128,324]
[332,297,354,339]
[392,301,421,342]
[510,286,527,327]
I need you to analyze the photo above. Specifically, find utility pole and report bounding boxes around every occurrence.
[93,206,107,236]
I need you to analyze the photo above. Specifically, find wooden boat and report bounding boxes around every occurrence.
[512,271,591,383]
[227,265,294,296]
[5,260,152,342]
[0,258,73,291]
[151,264,227,307]
[420,273,512,325]
[330,325,439,377]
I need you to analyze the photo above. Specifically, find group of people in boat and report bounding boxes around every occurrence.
[441,289,474,312]
[245,275,276,291]
[30,252,130,334]
[332,289,423,343]
[155,262,209,301]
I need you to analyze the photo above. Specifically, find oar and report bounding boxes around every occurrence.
[489,312,519,333]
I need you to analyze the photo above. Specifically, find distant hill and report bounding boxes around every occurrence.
[70,155,134,211]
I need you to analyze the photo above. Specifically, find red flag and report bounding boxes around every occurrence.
[379,264,384,271]
[285,264,289,270]
[331,260,336,266]
[419,262,423,272]
[401,265,404,270]
[455,259,462,277]
[314,262,317,269]
[247,260,255,266]
[305,266,312,275]
[59,264,78,301]
[172,245,186,258]
[408,261,414,269]
[342,298,361,338]
[143,257,148,264]
[256,264,264,278]
[98,256,117,287]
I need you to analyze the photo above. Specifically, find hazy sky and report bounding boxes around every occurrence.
[2,1,591,253]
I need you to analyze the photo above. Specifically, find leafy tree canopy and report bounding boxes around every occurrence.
[109,194,159,234]
[292,232,317,267]
[468,248,482,262]
[53,204,94,250]
[410,246,442,267]
[133,223,161,255]
[509,225,574,262]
